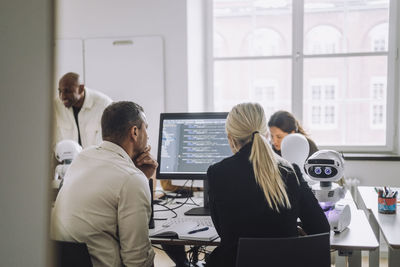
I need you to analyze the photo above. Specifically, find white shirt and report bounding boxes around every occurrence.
[51,141,155,267]
[54,87,112,148]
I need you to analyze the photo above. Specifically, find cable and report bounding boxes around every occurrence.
[153,202,178,220]
[159,180,197,211]
[153,180,192,219]
[188,180,201,206]
[175,201,198,205]
[153,179,202,220]
[188,196,201,206]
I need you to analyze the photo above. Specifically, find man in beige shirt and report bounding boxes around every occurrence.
[51,101,156,267]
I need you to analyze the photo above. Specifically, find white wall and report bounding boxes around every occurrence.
[346,161,400,187]
[0,0,53,266]
[56,0,189,112]
[56,0,400,187]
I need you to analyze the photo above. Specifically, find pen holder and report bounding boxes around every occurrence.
[378,196,397,214]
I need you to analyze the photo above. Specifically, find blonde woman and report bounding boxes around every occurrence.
[206,103,329,267]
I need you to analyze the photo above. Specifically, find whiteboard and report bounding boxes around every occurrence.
[54,39,84,89]
[84,36,165,152]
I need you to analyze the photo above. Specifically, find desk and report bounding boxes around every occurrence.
[356,186,400,267]
[151,195,378,267]
[150,200,219,247]
[331,209,379,266]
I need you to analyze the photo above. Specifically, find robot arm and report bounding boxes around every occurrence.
[55,140,82,165]
[53,140,82,189]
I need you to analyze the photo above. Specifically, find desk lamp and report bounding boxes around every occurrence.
[281,134,351,233]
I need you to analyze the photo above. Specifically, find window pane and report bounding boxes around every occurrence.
[211,0,393,150]
[303,56,387,146]
[304,0,389,54]
[214,0,292,57]
[214,59,292,116]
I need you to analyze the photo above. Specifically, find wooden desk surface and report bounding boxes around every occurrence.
[357,186,400,249]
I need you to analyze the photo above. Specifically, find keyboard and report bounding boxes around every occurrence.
[162,217,214,228]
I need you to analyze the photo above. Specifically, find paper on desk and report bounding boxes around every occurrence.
[150,221,219,241]
[180,226,219,241]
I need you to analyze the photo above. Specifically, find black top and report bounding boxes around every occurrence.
[273,136,318,158]
[72,106,82,146]
[206,142,330,267]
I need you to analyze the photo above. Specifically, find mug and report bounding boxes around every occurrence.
[378,196,397,214]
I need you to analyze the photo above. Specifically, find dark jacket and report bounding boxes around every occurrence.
[206,142,330,267]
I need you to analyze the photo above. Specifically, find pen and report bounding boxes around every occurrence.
[188,227,209,235]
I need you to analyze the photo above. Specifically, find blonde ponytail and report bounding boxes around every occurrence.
[250,133,291,211]
[226,103,291,212]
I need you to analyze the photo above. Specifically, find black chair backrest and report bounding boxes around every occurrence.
[236,232,330,267]
[53,240,93,267]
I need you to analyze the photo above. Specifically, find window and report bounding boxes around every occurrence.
[250,79,278,117]
[311,85,321,100]
[214,32,228,57]
[369,23,389,52]
[245,28,283,56]
[305,25,342,54]
[370,77,386,128]
[372,105,384,125]
[312,106,321,124]
[209,0,395,151]
[308,79,338,129]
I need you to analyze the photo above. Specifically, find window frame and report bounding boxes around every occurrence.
[205,0,399,153]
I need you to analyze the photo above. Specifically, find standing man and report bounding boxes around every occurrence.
[51,101,156,267]
[55,72,112,148]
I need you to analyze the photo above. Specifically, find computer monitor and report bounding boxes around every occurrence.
[156,112,232,215]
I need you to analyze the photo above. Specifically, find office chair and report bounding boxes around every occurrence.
[53,240,93,267]
[236,232,330,267]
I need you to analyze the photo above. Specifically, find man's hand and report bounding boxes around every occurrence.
[134,145,158,178]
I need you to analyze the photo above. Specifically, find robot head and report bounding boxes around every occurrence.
[304,150,344,182]
[280,133,318,185]
[281,133,310,170]
[55,140,82,164]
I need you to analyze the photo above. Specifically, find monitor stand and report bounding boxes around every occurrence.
[184,180,210,216]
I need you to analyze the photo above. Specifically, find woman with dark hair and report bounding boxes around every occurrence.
[268,110,318,158]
